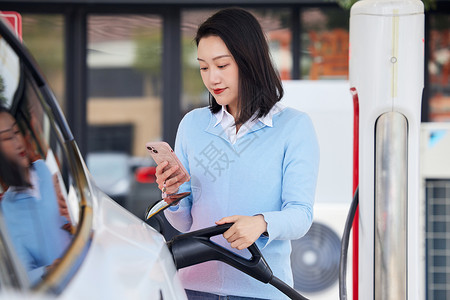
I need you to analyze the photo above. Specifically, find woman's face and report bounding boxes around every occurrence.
[0,112,29,169]
[197,35,240,117]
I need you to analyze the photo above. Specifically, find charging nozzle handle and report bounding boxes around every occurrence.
[167,223,273,284]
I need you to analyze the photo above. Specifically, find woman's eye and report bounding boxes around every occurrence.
[1,135,13,141]
[218,64,228,69]
[200,67,208,71]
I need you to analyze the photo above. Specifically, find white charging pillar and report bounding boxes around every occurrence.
[349,0,424,299]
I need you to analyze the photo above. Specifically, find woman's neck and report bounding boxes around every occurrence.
[226,104,237,120]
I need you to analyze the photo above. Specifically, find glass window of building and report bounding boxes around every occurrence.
[22,15,65,110]
[87,14,162,208]
[428,13,450,122]
[181,8,291,113]
[300,7,350,80]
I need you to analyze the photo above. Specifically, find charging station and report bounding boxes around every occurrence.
[349,0,425,298]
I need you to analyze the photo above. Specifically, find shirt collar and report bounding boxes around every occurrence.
[213,105,229,127]
[259,102,285,127]
[213,102,285,127]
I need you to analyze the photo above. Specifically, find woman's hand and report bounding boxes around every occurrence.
[45,258,61,274]
[155,161,189,196]
[53,174,70,222]
[216,215,267,250]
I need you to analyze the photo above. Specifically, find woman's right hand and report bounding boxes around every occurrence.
[155,161,189,196]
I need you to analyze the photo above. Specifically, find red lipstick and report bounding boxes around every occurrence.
[213,88,225,95]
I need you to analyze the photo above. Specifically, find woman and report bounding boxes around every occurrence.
[156,8,319,299]
[0,106,71,284]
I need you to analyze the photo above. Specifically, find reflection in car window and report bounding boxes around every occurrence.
[0,32,78,287]
[0,107,72,285]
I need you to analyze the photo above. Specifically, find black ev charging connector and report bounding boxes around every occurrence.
[167,223,309,300]
[339,187,359,300]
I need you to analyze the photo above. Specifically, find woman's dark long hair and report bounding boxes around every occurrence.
[0,106,31,189]
[195,7,284,126]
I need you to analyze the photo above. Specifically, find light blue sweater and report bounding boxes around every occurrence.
[165,106,319,299]
[1,160,71,284]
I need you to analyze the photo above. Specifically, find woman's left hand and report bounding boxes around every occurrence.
[53,174,70,222]
[216,215,267,250]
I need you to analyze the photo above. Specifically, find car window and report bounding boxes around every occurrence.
[0,20,91,292]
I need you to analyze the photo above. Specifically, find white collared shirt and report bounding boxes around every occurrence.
[213,102,285,144]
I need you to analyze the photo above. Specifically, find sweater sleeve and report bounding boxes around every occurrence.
[163,114,194,232]
[260,113,319,247]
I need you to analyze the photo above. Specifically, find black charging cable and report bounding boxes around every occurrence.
[168,223,310,300]
[270,276,309,300]
[339,186,359,300]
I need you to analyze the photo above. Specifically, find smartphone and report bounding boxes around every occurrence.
[145,141,190,181]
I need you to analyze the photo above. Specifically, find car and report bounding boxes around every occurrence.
[0,14,306,300]
[86,151,132,207]
[0,15,187,299]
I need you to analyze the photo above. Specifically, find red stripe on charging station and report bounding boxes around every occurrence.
[350,87,359,300]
